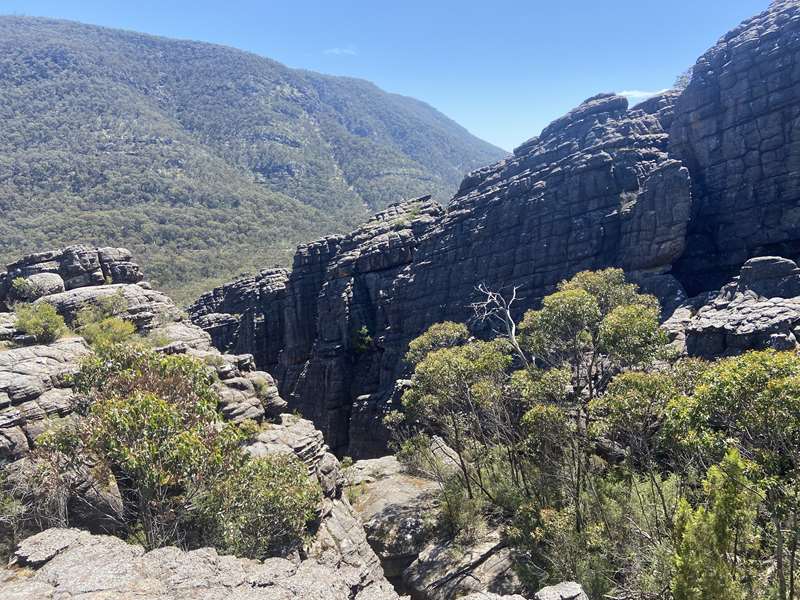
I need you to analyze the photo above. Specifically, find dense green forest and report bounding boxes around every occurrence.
[0,16,505,301]
[388,269,800,600]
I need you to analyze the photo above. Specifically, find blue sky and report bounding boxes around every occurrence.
[1,0,769,150]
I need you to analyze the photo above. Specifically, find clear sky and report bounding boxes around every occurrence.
[0,0,770,151]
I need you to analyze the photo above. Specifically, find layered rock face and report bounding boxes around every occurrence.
[1,246,143,307]
[670,0,800,293]
[1,528,396,600]
[190,0,800,457]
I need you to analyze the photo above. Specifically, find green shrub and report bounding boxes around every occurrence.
[14,302,67,343]
[438,475,485,544]
[345,480,366,505]
[351,325,373,354]
[11,276,40,301]
[79,316,136,349]
[201,454,321,558]
[73,291,136,349]
[18,342,322,559]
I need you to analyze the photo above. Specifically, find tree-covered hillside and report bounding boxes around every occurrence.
[0,16,505,301]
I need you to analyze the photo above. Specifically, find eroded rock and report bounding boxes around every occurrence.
[345,456,439,579]
[1,528,398,600]
[664,256,800,357]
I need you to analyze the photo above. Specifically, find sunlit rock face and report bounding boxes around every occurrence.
[669,0,800,294]
[190,0,800,458]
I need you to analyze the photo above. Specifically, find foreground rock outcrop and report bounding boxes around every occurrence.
[1,528,397,600]
[190,0,800,458]
[344,456,529,599]
[0,246,398,599]
[346,456,439,582]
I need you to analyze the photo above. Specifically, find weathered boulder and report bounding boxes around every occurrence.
[533,582,588,600]
[0,338,91,460]
[243,415,396,593]
[345,456,440,579]
[1,246,143,309]
[461,594,528,600]
[0,528,399,600]
[664,256,800,357]
[39,283,177,331]
[402,530,524,600]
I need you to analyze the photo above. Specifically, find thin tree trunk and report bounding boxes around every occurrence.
[789,503,797,600]
[777,513,787,600]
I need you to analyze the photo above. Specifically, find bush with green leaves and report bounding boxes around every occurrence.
[200,454,321,559]
[351,325,374,354]
[387,268,800,598]
[11,276,43,302]
[672,449,760,600]
[15,343,322,557]
[14,302,67,343]
[73,291,136,349]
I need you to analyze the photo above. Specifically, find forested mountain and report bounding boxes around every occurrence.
[0,16,505,300]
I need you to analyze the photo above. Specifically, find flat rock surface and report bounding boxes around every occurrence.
[1,528,398,600]
[403,530,523,600]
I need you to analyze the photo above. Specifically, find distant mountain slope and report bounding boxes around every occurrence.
[0,16,505,301]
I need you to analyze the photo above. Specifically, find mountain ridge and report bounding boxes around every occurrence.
[0,15,505,301]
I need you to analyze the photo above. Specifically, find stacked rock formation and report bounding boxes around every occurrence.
[1,528,395,600]
[0,246,398,600]
[669,0,800,293]
[664,255,800,357]
[189,0,800,459]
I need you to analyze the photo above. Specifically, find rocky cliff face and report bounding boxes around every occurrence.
[190,0,800,457]
[670,0,800,293]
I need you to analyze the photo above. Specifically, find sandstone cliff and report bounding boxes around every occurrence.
[189,0,800,457]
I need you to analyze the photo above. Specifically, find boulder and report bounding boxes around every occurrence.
[461,594,528,600]
[345,456,440,578]
[1,246,146,309]
[403,530,524,600]
[534,582,588,600]
[8,273,65,302]
[0,338,90,461]
[38,283,177,331]
[664,256,800,357]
